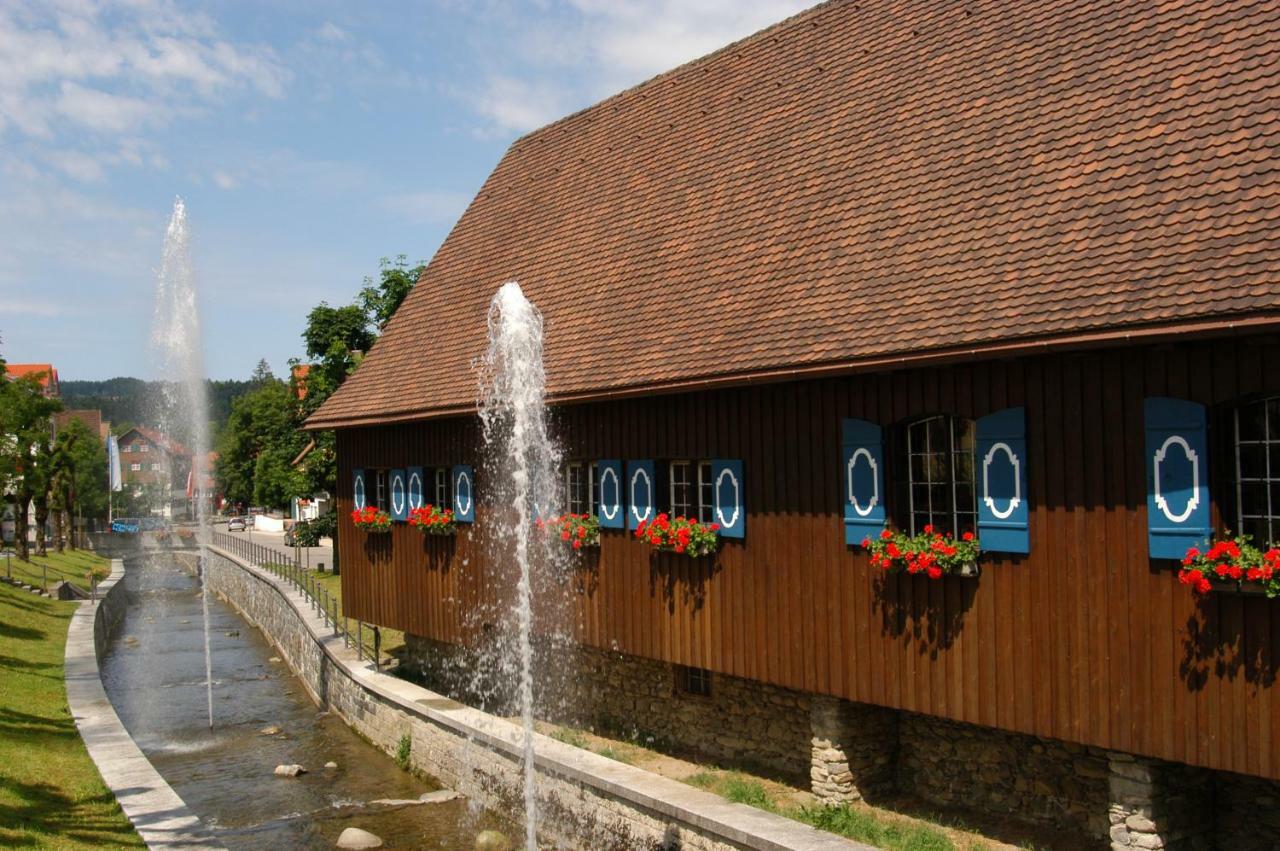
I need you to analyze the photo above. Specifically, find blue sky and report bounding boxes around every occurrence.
[0,0,810,381]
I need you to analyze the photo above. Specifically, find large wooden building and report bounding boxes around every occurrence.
[309,2,1280,847]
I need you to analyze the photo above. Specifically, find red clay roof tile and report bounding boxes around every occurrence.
[309,0,1280,428]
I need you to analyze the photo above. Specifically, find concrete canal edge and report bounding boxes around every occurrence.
[204,545,873,851]
[64,558,225,851]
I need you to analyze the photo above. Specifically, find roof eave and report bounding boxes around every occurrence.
[303,311,1280,431]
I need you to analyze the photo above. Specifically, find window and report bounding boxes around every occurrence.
[896,415,976,535]
[150,463,161,471]
[675,664,712,697]
[122,444,133,453]
[565,462,598,515]
[1235,397,1280,546]
[375,470,387,511]
[434,468,451,509]
[697,461,714,524]
[669,461,692,517]
[139,443,149,453]
[670,460,715,521]
[130,463,141,471]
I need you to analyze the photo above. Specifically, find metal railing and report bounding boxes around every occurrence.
[209,530,385,668]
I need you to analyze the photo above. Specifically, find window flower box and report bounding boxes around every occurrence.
[862,526,982,579]
[635,514,719,558]
[408,505,456,536]
[538,513,599,550]
[1179,535,1279,598]
[351,507,392,533]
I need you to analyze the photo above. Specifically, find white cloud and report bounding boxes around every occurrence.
[212,170,237,189]
[55,81,157,133]
[0,0,290,150]
[2,297,63,317]
[381,191,472,225]
[459,0,814,134]
[475,76,571,134]
[46,148,106,182]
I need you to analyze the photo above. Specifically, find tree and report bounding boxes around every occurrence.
[215,377,307,510]
[359,255,426,331]
[49,418,107,550]
[0,367,62,560]
[302,303,375,367]
[251,359,274,385]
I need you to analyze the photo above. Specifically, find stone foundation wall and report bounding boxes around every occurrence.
[1212,769,1280,850]
[897,713,1110,841]
[403,634,814,784]
[204,549,862,851]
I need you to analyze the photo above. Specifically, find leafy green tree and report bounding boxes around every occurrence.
[215,378,307,510]
[0,366,62,560]
[51,418,108,549]
[359,255,426,331]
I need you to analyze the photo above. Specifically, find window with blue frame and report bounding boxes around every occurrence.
[668,460,714,521]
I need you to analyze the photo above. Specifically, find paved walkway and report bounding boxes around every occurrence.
[218,526,334,571]
[64,559,225,850]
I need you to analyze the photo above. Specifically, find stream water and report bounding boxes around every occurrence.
[101,555,512,849]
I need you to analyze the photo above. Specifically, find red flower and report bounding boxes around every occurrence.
[572,539,582,550]
[880,528,892,540]
[861,537,871,548]
[926,566,943,580]
[962,531,974,542]
[923,524,934,534]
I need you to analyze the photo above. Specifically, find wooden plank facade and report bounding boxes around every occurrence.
[335,333,1280,781]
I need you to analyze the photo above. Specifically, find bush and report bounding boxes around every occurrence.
[395,733,412,771]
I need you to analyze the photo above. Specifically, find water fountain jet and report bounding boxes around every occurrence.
[477,281,562,850]
[150,197,214,728]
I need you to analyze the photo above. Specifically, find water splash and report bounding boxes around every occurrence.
[150,197,215,728]
[477,281,562,850]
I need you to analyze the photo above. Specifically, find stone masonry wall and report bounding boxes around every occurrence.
[202,550,862,851]
[1212,769,1280,850]
[898,713,1111,842]
[403,633,814,784]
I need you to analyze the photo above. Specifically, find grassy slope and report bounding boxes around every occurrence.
[2,550,111,595]
[0,580,143,848]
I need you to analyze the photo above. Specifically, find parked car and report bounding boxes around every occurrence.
[227,517,246,532]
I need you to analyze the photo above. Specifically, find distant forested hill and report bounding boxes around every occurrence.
[60,377,254,443]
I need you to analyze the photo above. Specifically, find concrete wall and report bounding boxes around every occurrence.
[203,546,866,851]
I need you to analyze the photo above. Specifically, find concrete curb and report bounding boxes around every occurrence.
[210,545,872,851]
[64,558,225,850]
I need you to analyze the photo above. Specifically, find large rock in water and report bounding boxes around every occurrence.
[419,789,461,804]
[273,764,306,777]
[475,830,512,851]
[336,827,383,849]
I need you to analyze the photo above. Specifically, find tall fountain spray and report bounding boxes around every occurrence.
[150,197,215,729]
[478,281,562,851]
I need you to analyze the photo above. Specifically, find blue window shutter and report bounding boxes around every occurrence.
[353,468,367,511]
[842,419,885,546]
[626,460,655,530]
[452,465,475,523]
[406,466,425,511]
[597,459,624,528]
[389,469,408,521]
[711,459,745,539]
[976,407,1030,554]
[1145,398,1210,559]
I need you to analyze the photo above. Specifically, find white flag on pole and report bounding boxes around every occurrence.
[107,435,122,492]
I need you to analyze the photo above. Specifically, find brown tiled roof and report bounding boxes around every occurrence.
[310,0,1280,428]
[6,363,59,396]
[54,410,105,444]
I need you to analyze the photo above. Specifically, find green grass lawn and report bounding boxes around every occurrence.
[0,580,143,848]
[2,549,112,595]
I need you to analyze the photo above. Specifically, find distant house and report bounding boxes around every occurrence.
[54,409,110,444]
[117,427,218,517]
[308,3,1280,849]
[5,363,59,397]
